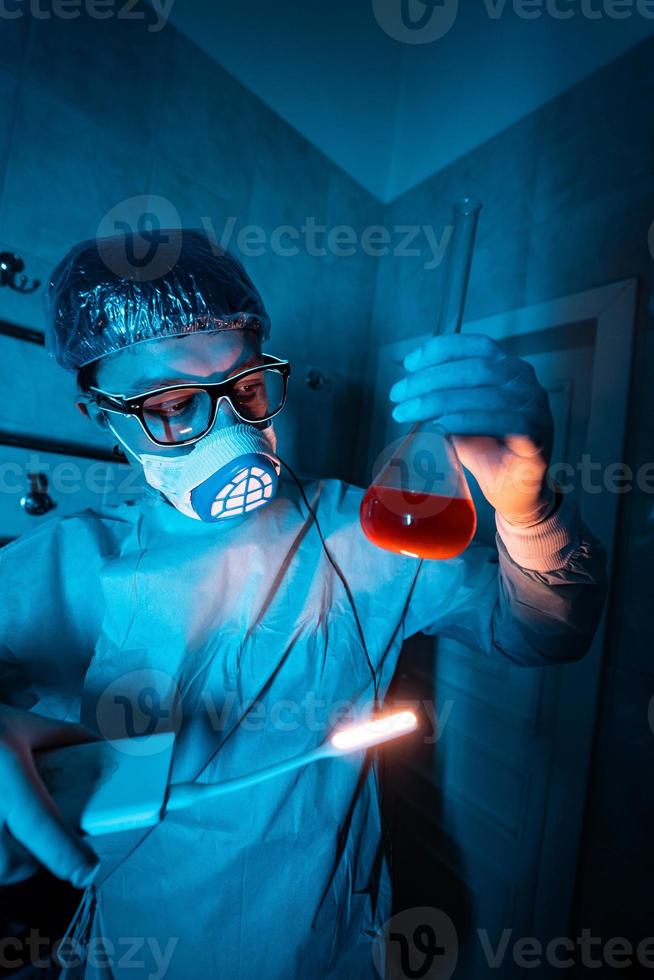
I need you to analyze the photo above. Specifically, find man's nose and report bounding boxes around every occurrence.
[214,397,238,429]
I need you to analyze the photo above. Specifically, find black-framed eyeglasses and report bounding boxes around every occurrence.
[84,354,291,447]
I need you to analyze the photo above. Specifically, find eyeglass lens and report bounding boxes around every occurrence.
[141,368,285,444]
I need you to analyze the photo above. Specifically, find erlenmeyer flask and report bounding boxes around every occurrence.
[359,426,476,559]
[360,196,482,560]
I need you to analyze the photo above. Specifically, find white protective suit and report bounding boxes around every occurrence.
[0,476,605,979]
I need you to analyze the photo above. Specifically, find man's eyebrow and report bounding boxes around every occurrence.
[124,357,264,394]
[130,375,180,390]
[226,355,264,376]
[122,375,189,394]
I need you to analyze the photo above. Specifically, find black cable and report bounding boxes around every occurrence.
[278,456,380,708]
[277,460,401,900]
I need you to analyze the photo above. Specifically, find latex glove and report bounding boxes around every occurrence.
[0,705,100,886]
[389,334,555,526]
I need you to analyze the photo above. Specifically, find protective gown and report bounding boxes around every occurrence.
[0,475,605,980]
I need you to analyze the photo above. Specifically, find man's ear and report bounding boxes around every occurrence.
[76,395,109,429]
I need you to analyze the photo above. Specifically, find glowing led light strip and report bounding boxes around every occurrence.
[330,710,418,751]
[165,710,418,814]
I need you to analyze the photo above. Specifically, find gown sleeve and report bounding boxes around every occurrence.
[402,493,607,666]
[0,512,117,715]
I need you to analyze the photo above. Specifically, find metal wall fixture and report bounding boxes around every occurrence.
[0,320,124,547]
[0,251,40,293]
[306,369,331,391]
[20,472,56,517]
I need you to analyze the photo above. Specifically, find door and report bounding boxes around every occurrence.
[370,280,636,978]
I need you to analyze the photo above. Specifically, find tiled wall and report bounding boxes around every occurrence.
[372,36,654,945]
[0,9,382,488]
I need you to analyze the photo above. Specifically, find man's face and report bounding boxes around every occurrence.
[85,330,264,458]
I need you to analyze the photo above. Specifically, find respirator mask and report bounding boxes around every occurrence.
[137,421,280,522]
[94,354,290,523]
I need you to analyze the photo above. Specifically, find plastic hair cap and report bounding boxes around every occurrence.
[45,228,271,372]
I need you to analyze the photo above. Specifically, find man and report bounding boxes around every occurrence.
[0,229,605,978]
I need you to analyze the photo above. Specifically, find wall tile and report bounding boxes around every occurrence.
[147,154,233,239]
[370,248,404,342]
[156,31,258,221]
[292,356,366,485]
[306,168,381,379]
[265,355,366,485]
[0,65,18,201]
[524,178,654,307]
[386,106,541,265]
[532,37,654,225]
[0,81,150,268]
[245,109,330,363]
[376,140,535,338]
[411,112,541,251]
[0,331,107,447]
[372,178,452,344]
[466,226,530,324]
[0,7,30,73]
[26,10,171,148]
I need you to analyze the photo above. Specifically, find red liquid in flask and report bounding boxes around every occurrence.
[360,485,477,560]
